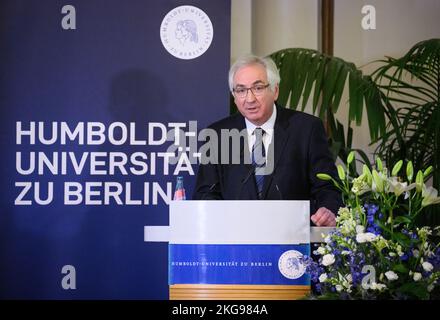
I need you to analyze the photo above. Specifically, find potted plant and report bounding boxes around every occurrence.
[303,152,440,299]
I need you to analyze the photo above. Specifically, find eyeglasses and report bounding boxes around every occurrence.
[233,84,270,98]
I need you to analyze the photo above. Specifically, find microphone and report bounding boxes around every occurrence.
[200,182,220,200]
[237,165,255,200]
[275,183,283,200]
[241,166,255,184]
[268,172,283,200]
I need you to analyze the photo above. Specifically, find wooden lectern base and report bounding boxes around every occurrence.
[169,284,310,300]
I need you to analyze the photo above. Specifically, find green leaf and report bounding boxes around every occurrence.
[364,80,386,141]
[301,53,321,111]
[348,69,364,126]
[397,282,430,300]
[376,220,392,235]
[391,232,411,247]
[330,63,349,113]
[393,264,408,274]
[290,52,309,108]
[393,216,412,225]
[277,52,294,107]
[313,57,326,114]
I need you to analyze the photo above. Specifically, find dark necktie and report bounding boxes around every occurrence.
[252,128,266,199]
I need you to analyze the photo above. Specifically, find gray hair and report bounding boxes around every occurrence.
[228,54,280,93]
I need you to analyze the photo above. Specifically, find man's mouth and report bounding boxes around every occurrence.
[246,105,259,112]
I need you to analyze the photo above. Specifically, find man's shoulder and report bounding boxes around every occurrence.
[277,106,323,126]
[207,112,244,131]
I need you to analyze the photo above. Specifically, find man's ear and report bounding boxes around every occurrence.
[273,84,279,100]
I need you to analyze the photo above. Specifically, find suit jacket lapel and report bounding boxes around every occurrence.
[235,115,258,200]
[261,105,290,198]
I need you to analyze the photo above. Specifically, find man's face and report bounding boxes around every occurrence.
[233,64,279,126]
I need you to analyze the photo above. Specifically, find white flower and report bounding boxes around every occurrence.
[374,236,388,251]
[346,274,353,283]
[361,282,370,290]
[356,232,377,243]
[335,285,343,292]
[319,273,328,283]
[372,170,386,193]
[422,262,434,272]
[370,282,387,291]
[340,220,357,236]
[413,272,422,281]
[341,250,351,255]
[351,175,371,195]
[356,225,365,234]
[412,249,420,258]
[322,254,335,266]
[376,283,387,291]
[336,208,358,235]
[317,247,326,255]
[422,185,440,207]
[385,271,399,281]
[417,227,432,238]
[388,177,416,197]
[396,245,404,257]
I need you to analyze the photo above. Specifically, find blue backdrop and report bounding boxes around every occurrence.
[0,0,230,299]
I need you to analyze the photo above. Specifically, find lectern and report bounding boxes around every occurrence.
[168,200,310,300]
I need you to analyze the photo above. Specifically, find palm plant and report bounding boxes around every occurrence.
[266,39,440,226]
[371,38,440,225]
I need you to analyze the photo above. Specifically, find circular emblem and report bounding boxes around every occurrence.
[278,250,306,279]
[160,5,214,60]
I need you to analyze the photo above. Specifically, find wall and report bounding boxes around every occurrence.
[231,0,318,61]
[334,0,440,158]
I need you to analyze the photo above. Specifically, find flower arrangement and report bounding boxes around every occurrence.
[304,152,440,299]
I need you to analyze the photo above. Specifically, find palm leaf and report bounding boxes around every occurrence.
[269,48,386,143]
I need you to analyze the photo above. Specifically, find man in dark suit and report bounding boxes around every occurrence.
[193,54,341,226]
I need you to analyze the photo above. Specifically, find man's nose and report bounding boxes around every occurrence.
[245,89,257,102]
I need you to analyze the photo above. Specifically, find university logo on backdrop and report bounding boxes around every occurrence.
[160,5,214,60]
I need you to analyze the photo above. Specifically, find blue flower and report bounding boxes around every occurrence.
[314,283,322,294]
[364,203,382,235]
[399,254,409,261]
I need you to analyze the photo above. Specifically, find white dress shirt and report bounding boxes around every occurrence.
[244,104,276,162]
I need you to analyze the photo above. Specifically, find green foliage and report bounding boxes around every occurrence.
[371,39,440,227]
[268,40,440,228]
